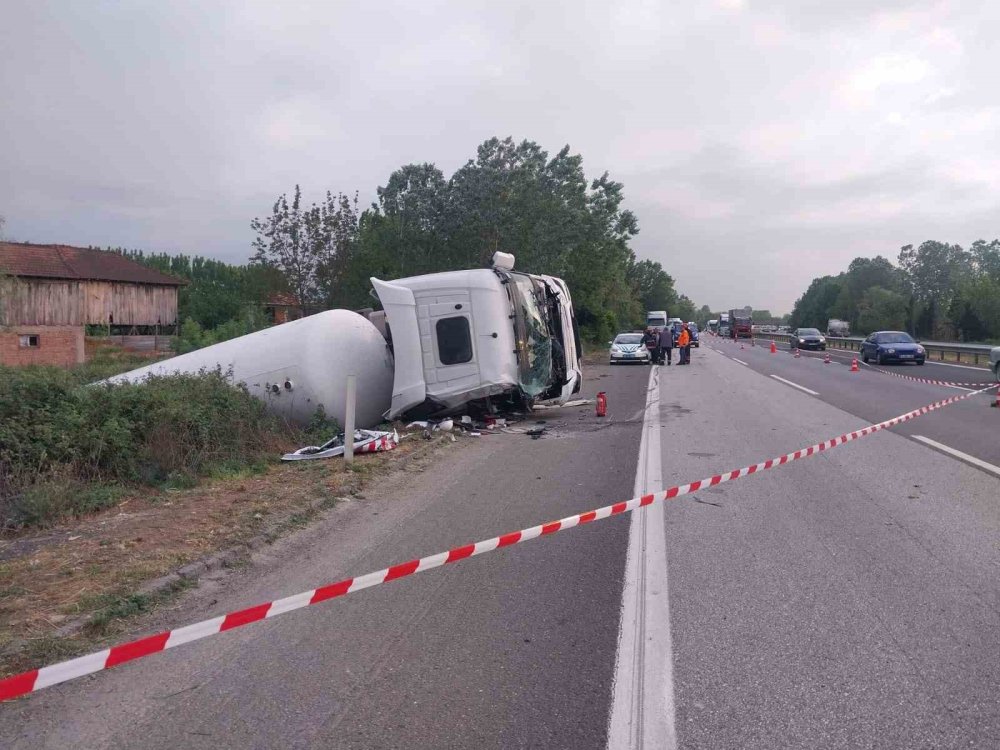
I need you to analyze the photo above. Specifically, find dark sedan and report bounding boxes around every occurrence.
[860,331,926,365]
[790,328,827,351]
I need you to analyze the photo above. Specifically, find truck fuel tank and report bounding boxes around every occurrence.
[106,310,394,428]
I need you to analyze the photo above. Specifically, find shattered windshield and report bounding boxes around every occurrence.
[507,274,553,397]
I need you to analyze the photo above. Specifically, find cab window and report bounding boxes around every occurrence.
[436,316,473,364]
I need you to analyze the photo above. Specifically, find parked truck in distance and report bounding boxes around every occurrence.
[719,312,731,337]
[729,308,753,339]
[827,319,850,337]
[707,319,719,335]
[109,252,583,427]
[645,310,668,331]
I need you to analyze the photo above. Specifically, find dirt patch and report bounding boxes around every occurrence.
[0,430,456,677]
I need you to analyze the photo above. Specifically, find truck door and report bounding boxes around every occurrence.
[418,291,482,399]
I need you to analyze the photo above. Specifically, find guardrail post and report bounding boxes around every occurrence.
[344,375,356,465]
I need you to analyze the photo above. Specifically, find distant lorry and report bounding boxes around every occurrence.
[718,312,731,337]
[109,252,583,426]
[707,319,719,334]
[645,310,668,331]
[729,308,753,339]
[827,319,850,337]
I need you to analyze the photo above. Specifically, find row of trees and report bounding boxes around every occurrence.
[790,240,1000,341]
[250,137,688,342]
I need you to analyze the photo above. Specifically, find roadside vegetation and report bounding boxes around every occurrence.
[791,240,1000,342]
[0,362,331,531]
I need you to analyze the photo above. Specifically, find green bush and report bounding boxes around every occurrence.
[0,366,296,530]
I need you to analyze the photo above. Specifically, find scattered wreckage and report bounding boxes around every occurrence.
[108,253,583,444]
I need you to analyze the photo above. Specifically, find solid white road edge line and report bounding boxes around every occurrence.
[607,364,678,750]
[910,436,1000,478]
[919,360,992,371]
[769,375,820,396]
[732,358,749,366]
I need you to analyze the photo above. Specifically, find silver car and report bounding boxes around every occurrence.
[609,333,651,365]
[991,346,1000,381]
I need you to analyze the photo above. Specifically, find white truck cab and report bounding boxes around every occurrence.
[372,253,581,419]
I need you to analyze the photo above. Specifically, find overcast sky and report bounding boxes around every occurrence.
[2,0,998,313]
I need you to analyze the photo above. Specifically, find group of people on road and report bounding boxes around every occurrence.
[643,323,692,366]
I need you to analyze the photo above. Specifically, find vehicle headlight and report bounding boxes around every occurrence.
[916,346,924,354]
[799,338,806,343]
[819,336,826,342]
[887,348,896,354]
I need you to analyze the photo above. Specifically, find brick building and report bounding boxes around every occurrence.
[0,243,185,367]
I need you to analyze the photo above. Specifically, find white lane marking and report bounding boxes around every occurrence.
[911,436,1000,478]
[921,360,992,371]
[607,365,678,750]
[941,383,974,392]
[732,357,749,366]
[769,374,820,396]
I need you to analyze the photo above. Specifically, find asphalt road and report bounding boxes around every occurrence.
[705,336,1000,470]
[2,347,999,749]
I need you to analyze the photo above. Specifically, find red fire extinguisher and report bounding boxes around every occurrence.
[596,391,607,417]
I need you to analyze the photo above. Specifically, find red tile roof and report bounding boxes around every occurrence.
[0,243,186,286]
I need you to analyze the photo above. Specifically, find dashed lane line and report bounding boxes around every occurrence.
[769,375,820,396]
[911,436,1000,478]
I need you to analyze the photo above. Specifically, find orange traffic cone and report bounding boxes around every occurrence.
[991,388,999,408]
[823,352,831,364]
[770,341,777,354]
[850,357,859,372]
[740,343,745,350]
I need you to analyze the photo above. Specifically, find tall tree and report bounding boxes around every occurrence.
[251,185,315,305]
[627,259,678,314]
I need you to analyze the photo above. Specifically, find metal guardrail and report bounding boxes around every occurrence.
[752,332,995,367]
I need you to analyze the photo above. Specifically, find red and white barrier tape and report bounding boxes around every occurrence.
[859,363,997,389]
[1,384,994,703]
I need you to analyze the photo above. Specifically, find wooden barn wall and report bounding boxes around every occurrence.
[0,279,178,326]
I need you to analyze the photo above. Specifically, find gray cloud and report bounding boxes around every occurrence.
[2,0,998,312]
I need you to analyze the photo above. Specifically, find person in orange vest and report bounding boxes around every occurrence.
[677,324,691,365]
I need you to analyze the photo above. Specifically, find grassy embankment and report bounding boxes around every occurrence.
[0,343,439,676]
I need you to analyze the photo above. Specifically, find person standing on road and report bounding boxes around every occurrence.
[642,327,659,363]
[678,324,691,365]
[658,324,673,365]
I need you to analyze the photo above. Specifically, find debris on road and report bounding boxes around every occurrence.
[532,398,593,410]
[281,430,399,461]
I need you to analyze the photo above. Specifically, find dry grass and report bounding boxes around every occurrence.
[0,431,449,677]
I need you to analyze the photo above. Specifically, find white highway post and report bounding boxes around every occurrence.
[344,375,357,464]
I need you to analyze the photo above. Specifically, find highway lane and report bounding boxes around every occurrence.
[705,336,1000,472]
[3,347,999,748]
[659,346,1000,748]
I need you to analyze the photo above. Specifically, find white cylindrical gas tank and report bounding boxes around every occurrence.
[106,310,394,428]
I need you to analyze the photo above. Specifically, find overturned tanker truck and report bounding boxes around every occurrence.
[108,252,582,428]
